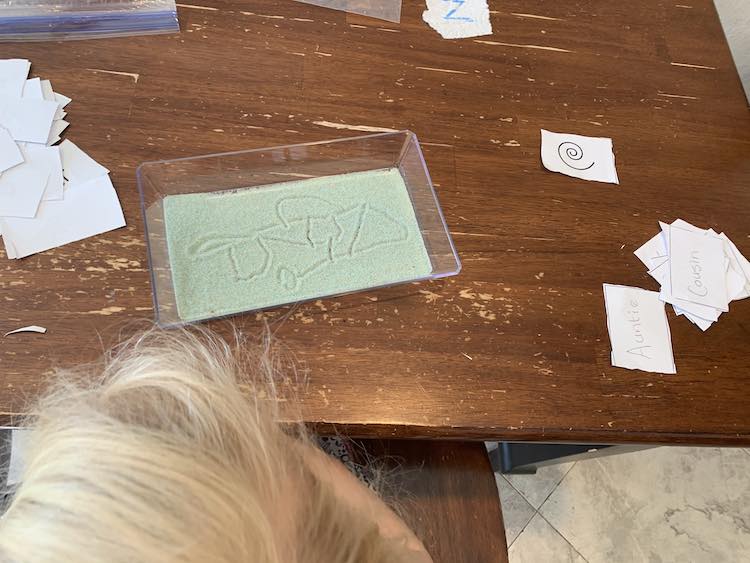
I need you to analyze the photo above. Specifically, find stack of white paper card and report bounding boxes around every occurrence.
[0,59,125,259]
[634,219,750,331]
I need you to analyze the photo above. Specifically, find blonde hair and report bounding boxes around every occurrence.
[0,328,422,563]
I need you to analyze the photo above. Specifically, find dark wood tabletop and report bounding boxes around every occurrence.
[1,0,749,445]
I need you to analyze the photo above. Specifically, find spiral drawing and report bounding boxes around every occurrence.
[557,141,595,171]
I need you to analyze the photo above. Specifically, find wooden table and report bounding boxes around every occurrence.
[362,440,508,563]
[1,0,749,446]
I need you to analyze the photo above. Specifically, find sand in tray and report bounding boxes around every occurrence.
[164,167,433,321]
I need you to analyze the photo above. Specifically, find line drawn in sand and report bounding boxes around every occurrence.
[189,195,412,290]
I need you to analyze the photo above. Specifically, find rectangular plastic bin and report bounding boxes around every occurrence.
[137,131,460,327]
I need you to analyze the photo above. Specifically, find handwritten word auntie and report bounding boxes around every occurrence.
[625,298,652,359]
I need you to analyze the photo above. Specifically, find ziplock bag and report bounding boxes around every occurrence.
[0,0,179,42]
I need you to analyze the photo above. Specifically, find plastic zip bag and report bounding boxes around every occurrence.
[293,0,402,23]
[0,0,179,42]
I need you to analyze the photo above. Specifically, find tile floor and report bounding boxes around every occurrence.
[494,446,750,563]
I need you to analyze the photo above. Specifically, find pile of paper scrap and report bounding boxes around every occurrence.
[634,219,750,330]
[0,58,125,259]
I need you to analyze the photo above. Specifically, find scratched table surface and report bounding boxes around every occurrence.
[1,0,749,445]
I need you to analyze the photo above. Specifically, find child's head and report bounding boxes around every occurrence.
[0,328,430,563]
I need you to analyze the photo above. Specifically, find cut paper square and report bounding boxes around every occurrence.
[0,175,125,259]
[0,97,58,144]
[54,92,72,108]
[24,145,64,201]
[659,285,721,322]
[59,140,109,183]
[541,129,619,184]
[650,257,722,323]
[0,170,48,218]
[7,428,30,486]
[22,78,44,100]
[0,126,23,173]
[603,284,676,375]
[423,0,492,39]
[0,152,49,218]
[42,174,64,201]
[681,310,713,331]
[669,225,728,311]
[634,232,668,270]
[47,120,69,146]
[726,261,747,301]
[720,234,750,300]
[2,231,17,258]
[40,81,67,120]
[0,59,30,98]
[40,79,56,102]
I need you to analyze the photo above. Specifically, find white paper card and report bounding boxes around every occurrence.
[423,0,492,39]
[726,261,746,301]
[669,226,728,311]
[41,79,68,121]
[47,119,69,146]
[0,97,58,144]
[24,145,64,201]
[660,285,721,322]
[54,92,72,108]
[650,258,721,322]
[725,237,750,283]
[40,79,54,101]
[603,284,676,374]
[2,227,17,258]
[634,232,668,270]
[0,152,49,218]
[0,126,23,173]
[59,140,110,183]
[40,79,68,121]
[0,175,125,258]
[22,78,44,100]
[541,129,619,184]
[681,309,713,331]
[7,428,30,486]
[671,218,701,232]
[719,234,750,300]
[0,59,30,98]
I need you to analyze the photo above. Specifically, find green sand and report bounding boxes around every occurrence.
[164,168,432,321]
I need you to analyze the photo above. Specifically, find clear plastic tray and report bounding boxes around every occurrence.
[293,0,402,23]
[137,131,460,327]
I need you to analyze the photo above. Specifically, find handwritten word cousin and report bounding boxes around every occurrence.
[687,249,708,298]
